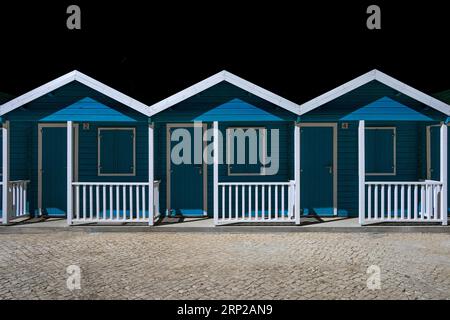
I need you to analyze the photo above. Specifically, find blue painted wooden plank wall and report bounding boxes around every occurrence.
[153,122,293,217]
[336,121,429,216]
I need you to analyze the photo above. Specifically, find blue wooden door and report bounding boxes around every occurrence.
[42,127,67,216]
[429,126,441,180]
[300,126,334,216]
[169,126,205,216]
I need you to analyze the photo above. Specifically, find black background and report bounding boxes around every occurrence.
[1,1,449,105]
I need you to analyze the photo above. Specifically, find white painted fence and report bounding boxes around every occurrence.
[217,181,296,225]
[9,180,30,219]
[72,181,160,223]
[365,180,444,223]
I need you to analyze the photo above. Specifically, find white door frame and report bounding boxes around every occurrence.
[166,123,208,216]
[298,122,338,216]
[38,123,79,215]
[426,123,444,180]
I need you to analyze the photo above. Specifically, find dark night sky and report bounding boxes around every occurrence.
[1,1,450,105]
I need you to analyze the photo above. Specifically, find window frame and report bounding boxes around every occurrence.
[365,126,396,176]
[226,126,267,176]
[97,127,136,177]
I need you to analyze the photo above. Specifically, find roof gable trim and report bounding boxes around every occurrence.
[299,69,450,116]
[148,71,301,116]
[0,70,150,116]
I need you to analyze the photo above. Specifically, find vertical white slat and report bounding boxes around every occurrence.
[123,185,127,221]
[294,124,301,225]
[116,185,120,221]
[367,185,372,220]
[407,185,411,220]
[148,123,154,225]
[136,185,140,221]
[287,183,292,218]
[142,185,146,221]
[268,185,272,220]
[82,185,86,221]
[426,184,432,219]
[414,184,418,221]
[433,185,438,220]
[23,183,27,215]
[275,185,278,221]
[89,185,93,220]
[2,121,10,224]
[96,185,99,221]
[228,185,232,220]
[358,120,365,225]
[109,185,113,221]
[19,184,23,216]
[66,121,73,225]
[381,185,385,220]
[440,124,448,225]
[213,121,219,226]
[420,185,425,220]
[75,185,80,220]
[281,185,285,220]
[235,185,238,220]
[11,185,15,217]
[400,184,405,220]
[394,185,398,219]
[255,185,259,220]
[262,185,265,220]
[249,185,252,220]
[241,185,245,220]
[387,185,391,220]
[154,183,160,218]
[102,185,106,220]
[221,186,225,221]
[374,185,378,220]
[130,185,134,219]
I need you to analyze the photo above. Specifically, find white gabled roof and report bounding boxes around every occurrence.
[148,70,301,116]
[299,69,450,116]
[0,70,150,116]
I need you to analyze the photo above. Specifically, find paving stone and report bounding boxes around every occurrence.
[0,232,449,299]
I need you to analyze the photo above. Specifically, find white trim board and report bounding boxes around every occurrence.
[298,69,450,116]
[0,70,150,116]
[148,71,301,116]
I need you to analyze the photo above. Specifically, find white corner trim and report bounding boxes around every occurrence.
[0,70,150,116]
[299,69,450,116]
[148,70,301,116]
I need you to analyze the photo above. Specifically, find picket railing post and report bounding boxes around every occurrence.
[440,124,448,225]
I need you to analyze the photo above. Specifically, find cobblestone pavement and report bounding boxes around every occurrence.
[0,231,449,299]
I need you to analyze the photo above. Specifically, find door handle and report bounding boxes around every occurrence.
[325,166,333,174]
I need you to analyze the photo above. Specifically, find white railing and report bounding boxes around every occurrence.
[365,180,444,223]
[217,181,296,225]
[9,180,30,220]
[72,181,161,223]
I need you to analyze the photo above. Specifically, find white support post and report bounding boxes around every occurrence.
[213,121,219,226]
[358,120,366,225]
[67,121,73,225]
[294,123,301,225]
[440,124,448,226]
[2,121,9,224]
[148,123,154,226]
